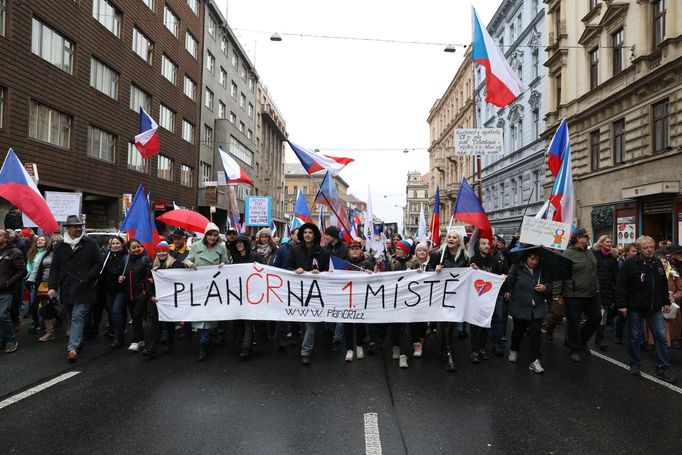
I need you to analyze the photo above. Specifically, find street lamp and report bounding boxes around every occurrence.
[443,44,457,53]
[270,33,282,42]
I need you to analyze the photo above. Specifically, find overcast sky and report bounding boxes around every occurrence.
[216,0,503,230]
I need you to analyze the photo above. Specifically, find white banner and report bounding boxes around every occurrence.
[454,128,504,156]
[520,216,571,250]
[153,264,505,327]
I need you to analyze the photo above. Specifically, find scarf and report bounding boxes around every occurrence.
[600,247,611,256]
[256,243,271,258]
[63,232,83,249]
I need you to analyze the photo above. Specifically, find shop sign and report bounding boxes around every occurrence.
[622,181,680,199]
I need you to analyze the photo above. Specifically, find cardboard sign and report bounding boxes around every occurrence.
[245,196,272,226]
[45,192,82,223]
[454,128,504,156]
[519,216,571,250]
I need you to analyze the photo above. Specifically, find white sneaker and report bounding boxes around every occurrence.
[529,359,544,374]
[508,350,518,363]
[392,346,400,360]
[399,354,408,369]
[128,342,140,352]
[356,346,365,360]
[413,342,423,358]
[345,350,353,362]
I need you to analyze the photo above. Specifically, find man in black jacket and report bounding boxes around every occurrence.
[324,226,349,260]
[48,215,103,363]
[0,229,26,353]
[287,223,330,365]
[616,235,677,383]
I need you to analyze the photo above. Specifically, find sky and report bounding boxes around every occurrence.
[216,0,503,230]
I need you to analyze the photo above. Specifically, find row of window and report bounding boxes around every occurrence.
[484,170,542,212]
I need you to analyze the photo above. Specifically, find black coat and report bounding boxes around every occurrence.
[505,264,552,320]
[429,248,469,269]
[470,251,506,275]
[616,255,669,315]
[0,245,26,292]
[48,237,103,304]
[592,249,618,307]
[287,242,330,272]
[4,211,23,230]
[123,253,152,300]
[101,250,128,294]
[325,241,349,261]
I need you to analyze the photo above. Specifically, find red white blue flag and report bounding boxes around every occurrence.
[134,108,160,159]
[538,119,575,228]
[430,186,441,247]
[293,190,313,226]
[219,146,254,186]
[288,141,353,176]
[452,177,493,241]
[546,118,569,177]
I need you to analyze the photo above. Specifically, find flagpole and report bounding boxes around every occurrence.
[439,215,456,264]
[305,172,351,232]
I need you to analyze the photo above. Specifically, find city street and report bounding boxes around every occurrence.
[2,319,681,454]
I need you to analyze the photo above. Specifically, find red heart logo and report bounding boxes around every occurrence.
[474,279,493,296]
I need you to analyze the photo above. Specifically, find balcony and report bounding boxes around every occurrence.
[433,158,446,171]
[444,184,459,200]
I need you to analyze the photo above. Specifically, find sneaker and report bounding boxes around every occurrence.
[529,359,544,374]
[356,346,365,360]
[67,350,78,362]
[5,340,18,353]
[128,342,141,352]
[301,356,311,366]
[508,350,518,363]
[345,350,353,362]
[392,346,400,360]
[656,369,679,384]
[413,342,423,358]
[479,349,489,360]
[399,354,408,369]
[470,351,480,364]
[629,364,641,376]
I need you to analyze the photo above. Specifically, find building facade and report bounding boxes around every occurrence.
[283,163,348,228]
[427,47,475,229]
[403,171,430,237]
[0,0,203,228]
[544,0,682,245]
[475,0,547,238]
[198,0,258,229]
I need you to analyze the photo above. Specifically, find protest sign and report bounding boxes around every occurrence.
[245,196,272,226]
[153,264,505,327]
[45,191,82,223]
[519,216,571,250]
[454,128,504,156]
[616,216,636,247]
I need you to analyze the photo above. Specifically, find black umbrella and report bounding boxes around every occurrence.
[508,245,574,281]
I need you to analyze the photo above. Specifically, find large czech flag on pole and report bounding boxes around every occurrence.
[120,184,159,257]
[293,190,313,225]
[430,186,441,247]
[219,146,254,186]
[546,118,569,177]
[452,177,493,241]
[472,7,526,108]
[0,149,59,234]
[288,141,354,176]
[547,121,575,228]
[134,108,160,159]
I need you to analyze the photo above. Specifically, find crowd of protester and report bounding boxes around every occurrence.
[0,209,679,384]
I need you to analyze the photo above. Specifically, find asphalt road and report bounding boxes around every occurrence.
[2,318,681,455]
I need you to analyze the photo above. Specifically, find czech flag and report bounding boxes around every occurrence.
[219,146,254,186]
[134,108,160,159]
[472,7,526,108]
[547,120,574,227]
[547,118,569,177]
[430,186,441,247]
[330,255,355,271]
[0,149,59,234]
[288,141,353,176]
[293,190,313,224]
[120,184,159,257]
[314,172,351,231]
[452,177,492,241]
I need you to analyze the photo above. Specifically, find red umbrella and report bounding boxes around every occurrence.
[157,209,210,233]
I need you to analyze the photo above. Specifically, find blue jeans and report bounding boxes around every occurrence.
[105,292,127,342]
[198,328,211,346]
[0,293,15,343]
[301,322,317,357]
[491,296,507,349]
[67,303,90,352]
[628,310,671,371]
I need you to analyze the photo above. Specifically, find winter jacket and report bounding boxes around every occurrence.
[26,248,45,280]
[505,264,552,320]
[185,240,229,267]
[669,270,682,306]
[349,254,374,271]
[4,211,23,230]
[592,248,618,307]
[0,244,26,293]
[616,255,669,315]
[553,245,599,299]
[406,256,434,272]
[390,256,410,271]
[253,243,278,265]
[231,248,262,264]
[31,251,54,284]
[325,240,349,261]
[287,243,330,272]
[48,236,103,304]
[429,248,469,268]
[123,252,152,300]
[101,250,129,294]
[470,251,506,275]
[272,242,294,269]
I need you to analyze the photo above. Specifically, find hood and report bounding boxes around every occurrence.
[297,223,322,245]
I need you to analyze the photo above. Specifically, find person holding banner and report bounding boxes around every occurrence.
[343,240,372,362]
[230,234,262,361]
[405,242,431,361]
[184,223,229,361]
[254,228,278,266]
[122,239,152,353]
[388,239,414,368]
[272,228,299,350]
[100,236,129,349]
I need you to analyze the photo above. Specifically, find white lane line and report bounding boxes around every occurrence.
[589,350,682,395]
[364,412,383,455]
[0,371,81,410]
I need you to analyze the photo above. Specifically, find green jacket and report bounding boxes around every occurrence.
[553,245,599,298]
[183,241,229,330]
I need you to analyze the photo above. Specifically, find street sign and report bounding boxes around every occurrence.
[24,163,39,182]
[454,128,504,155]
[520,216,571,250]
[245,196,272,227]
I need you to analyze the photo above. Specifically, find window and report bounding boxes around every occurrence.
[0,0,5,37]
[130,84,152,113]
[240,93,246,109]
[208,14,216,38]
[229,111,236,124]
[554,6,561,39]
[182,119,194,143]
[159,104,175,132]
[230,82,237,99]
[185,32,198,58]
[157,155,174,180]
[248,103,254,118]
[161,55,177,84]
[240,63,246,81]
[613,119,625,164]
[186,0,199,15]
[653,0,666,47]
[0,86,4,128]
[132,27,153,64]
[163,6,179,37]
[238,121,245,133]
[201,162,212,184]
[202,124,213,147]
[555,73,561,107]
[532,170,540,201]
[231,51,238,68]
[590,130,600,170]
[31,18,74,74]
[90,58,119,100]
[142,0,154,10]
[516,14,522,36]
[229,135,254,166]
[652,99,670,153]
[206,51,215,74]
[183,76,196,100]
[612,28,624,75]
[87,125,116,162]
[247,129,253,140]
[204,88,213,110]
[531,0,538,14]
[532,50,539,79]
[127,142,148,173]
[531,108,539,138]
[221,36,228,54]
[511,121,523,149]
[92,0,121,37]
[220,67,227,87]
[218,101,226,119]
[589,48,599,89]
[510,23,515,43]
[29,100,72,148]
[181,164,193,187]
[248,77,255,92]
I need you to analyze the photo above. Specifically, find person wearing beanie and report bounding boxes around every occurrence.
[324,226,349,260]
[402,241,433,368]
[343,240,373,363]
[254,227,278,266]
[388,239,413,368]
[228,234,262,360]
[271,227,300,350]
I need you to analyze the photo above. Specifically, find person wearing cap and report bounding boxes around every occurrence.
[225,227,238,247]
[405,242,432,364]
[48,215,103,362]
[342,239,372,363]
[552,227,600,363]
[388,239,413,368]
[169,228,189,263]
[184,222,229,361]
[324,226,349,260]
[287,222,330,365]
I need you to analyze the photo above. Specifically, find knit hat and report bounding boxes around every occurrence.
[415,242,429,252]
[570,227,589,244]
[204,222,220,235]
[171,228,188,238]
[20,228,33,237]
[396,239,413,255]
[155,240,170,251]
[256,227,273,238]
[325,226,341,239]
[349,239,363,248]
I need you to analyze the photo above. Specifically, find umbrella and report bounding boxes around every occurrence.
[157,209,210,233]
[508,245,574,282]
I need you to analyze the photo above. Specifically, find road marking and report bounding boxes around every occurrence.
[364,412,382,455]
[0,371,81,410]
[590,350,682,395]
